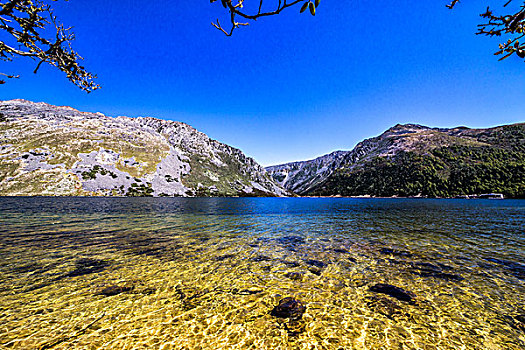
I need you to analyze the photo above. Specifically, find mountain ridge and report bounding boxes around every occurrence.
[0,99,288,197]
[267,122,525,198]
[2,99,523,198]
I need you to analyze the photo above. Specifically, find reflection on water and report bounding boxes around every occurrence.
[0,197,524,349]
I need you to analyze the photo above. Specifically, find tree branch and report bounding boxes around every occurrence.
[210,0,315,36]
[0,0,99,91]
[449,0,525,61]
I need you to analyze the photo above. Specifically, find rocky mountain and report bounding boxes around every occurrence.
[0,99,288,197]
[265,151,348,194]
[267,123,525,198]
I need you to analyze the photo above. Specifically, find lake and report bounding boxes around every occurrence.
[0,197,524,349]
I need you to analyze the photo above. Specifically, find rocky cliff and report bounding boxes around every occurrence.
[0,99,288,197]
[267,123,525,198]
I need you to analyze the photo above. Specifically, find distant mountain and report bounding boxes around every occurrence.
[267,123,525,198]
[0,99,288,197]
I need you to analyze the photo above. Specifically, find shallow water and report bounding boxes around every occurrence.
[0,197,524,349]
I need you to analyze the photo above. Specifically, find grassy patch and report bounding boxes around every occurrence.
[81,165,117,180]
[0,161,21,182]
[0,169,85,195]
[3,120,169,176]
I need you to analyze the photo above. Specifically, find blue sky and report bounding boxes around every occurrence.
[1,1,524,166]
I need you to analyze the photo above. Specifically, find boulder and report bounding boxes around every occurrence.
[369,283,416,304]
[270,297,306,321]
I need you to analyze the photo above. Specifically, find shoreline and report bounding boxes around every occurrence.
[0,195,520,199]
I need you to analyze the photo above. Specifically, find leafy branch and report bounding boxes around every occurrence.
[210,0,320,36]
[448,0,525,60]
[0,0,99,91]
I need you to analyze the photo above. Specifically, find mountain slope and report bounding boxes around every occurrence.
[0,99,288,197]
[265,151,348,194]
[267,123,525,198]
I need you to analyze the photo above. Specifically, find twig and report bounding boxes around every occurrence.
[211,0,304,35]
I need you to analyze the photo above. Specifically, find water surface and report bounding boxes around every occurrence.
[0,197,524,349]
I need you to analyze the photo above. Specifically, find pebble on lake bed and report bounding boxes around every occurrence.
[270,297,306,321]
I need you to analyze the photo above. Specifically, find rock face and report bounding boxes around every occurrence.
[265,151,348,194]
[267,123,525,198]
[0,99,288,197]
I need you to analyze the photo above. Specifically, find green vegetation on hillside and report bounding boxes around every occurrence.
[81,165,117,180]
[468,124,525,151]
[311,144,525,198]
[126,182,154,197]
[182,153,253,196]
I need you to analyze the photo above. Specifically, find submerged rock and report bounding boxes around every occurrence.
[231,288,262,295]
[379,248,413,258]
[281,260,301,268]
[515,315,525,332]
[214,254,235,261]
[304,259,327,268]
[97,284,133,297]
[270,297,306,321]
[285,272,304,281]
[369,283,416,303]
[309,268,322,276]
[505,314,525,332]
[511,314,525,332]
[251,255,272,262]
[305,259,327,275]
[138,287,156,295]
[277,235,305,246]
[67,258,110,277]
[484,257,525,280]
[277,236,306,252]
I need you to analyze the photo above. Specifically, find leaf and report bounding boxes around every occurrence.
[315,0,321,8]
[300,2,309,13]
[309,1,316,16]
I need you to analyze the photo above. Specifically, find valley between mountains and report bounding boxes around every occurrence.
[1,99,523,198]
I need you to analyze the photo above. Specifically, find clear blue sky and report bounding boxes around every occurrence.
[1,1,524,166]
